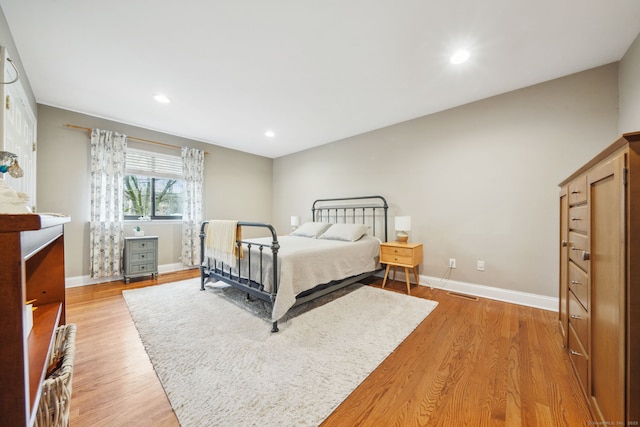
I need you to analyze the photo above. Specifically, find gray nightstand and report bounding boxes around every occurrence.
[123,236,159,283]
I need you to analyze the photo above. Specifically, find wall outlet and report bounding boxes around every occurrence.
[449,258,456,269]
[477,260,485,271]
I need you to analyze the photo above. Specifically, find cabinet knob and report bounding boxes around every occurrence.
[571,247,590,260]
[570,350,582,357]
[570,314,581,320]
[561,240,568,247]
[570,280,583,285]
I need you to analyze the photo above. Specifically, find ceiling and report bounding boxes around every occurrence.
[2,1,640,158]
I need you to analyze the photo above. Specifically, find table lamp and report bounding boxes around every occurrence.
[291,215,301,232]
[395,216,411,243]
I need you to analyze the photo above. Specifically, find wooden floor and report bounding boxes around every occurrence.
[66,271,593,426]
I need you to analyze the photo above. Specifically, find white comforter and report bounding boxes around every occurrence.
[209,235,381,321]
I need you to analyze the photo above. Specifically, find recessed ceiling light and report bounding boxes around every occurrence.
[154,94,171,103]
[265,130,275,138]
[450,49,470,65]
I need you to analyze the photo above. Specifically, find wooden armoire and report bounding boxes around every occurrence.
[559,131,639,424]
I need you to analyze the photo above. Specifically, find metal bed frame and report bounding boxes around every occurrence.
[199,195,388,332]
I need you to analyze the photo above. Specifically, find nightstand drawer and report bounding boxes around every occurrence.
[128,262,156,274]
[130,239,156,251]
[130,251,156,263]
[381,253,414,265]
[380,246,414,258]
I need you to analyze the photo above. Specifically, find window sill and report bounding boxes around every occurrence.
[125,219,182,226]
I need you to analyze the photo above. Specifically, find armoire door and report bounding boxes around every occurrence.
[588,152,626,423]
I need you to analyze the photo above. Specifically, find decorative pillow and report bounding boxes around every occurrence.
[289,222,332,238]
[318,223,369,242]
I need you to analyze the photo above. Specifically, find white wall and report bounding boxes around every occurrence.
[273,64,619,299]
[7,0,636,295]
[619,32,640,133]
[37,105,273,280]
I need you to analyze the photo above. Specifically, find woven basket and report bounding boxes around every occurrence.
[34,323,77,427]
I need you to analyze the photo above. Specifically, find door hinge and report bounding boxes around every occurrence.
[624,167,629,186]
[32,142,36,152]
[5,95,10,110]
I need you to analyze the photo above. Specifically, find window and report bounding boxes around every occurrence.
[124,149,183,220]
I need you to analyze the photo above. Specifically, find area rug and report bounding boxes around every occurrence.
[122,278,438,427]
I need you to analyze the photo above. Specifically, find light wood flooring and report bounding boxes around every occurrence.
[66,271,593,426]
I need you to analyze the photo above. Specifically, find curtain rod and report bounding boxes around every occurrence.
[63,123,209,154]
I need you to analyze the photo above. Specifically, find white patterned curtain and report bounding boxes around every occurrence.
[181,147,204,266]
[89,129,127,278]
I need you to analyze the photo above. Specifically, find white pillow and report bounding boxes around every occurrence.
[289,222,332,238]
[318,223,369,242]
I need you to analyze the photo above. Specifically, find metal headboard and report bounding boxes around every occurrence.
[311,195,388,242]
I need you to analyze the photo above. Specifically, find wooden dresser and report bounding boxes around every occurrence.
[0,213,70,426]
[558,132,640,424]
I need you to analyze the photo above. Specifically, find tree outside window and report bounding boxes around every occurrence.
[124,174,183,220]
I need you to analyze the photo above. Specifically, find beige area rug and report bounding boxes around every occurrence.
[122,278,438,427]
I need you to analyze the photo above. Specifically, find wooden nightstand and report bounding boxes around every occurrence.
[380,241,423,294]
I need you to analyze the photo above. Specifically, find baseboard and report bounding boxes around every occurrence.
[377,270,558,312]
[65,262,192,288]
[68,265,558,311]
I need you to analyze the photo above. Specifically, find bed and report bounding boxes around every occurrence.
[199,195,389,332]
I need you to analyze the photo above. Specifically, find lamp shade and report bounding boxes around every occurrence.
[395,216,411,231]
[290,215,301,227]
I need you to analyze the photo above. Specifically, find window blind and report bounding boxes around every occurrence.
[125,148,182,179]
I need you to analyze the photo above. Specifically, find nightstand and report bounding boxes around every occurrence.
[380,241,423,294]
[123,236,159,283]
